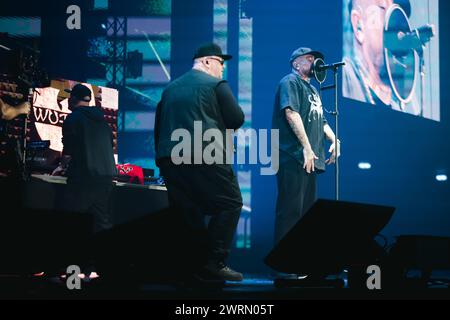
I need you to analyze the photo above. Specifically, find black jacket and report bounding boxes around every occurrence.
[154,69,244,164]
[62,106,116,183]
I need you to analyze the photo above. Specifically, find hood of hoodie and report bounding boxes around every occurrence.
[74,106,105,122]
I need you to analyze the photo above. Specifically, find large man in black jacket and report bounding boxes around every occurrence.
[155,43,245,281]
[54,84,116,233]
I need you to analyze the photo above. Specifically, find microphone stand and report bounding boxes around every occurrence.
[418,47,425,117]
[321,64,344,201]
[333,68,339,200]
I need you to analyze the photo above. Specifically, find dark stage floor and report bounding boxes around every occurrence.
[1,273,450,300]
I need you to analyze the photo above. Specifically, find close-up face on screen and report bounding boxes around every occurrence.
[343,0,440,121]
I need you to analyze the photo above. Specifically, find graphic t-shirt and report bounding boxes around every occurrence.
[272,72,328,172]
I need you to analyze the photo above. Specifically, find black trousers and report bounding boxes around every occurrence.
[274,158,317,245]
[159,163,243,266]
[59,181,114,233]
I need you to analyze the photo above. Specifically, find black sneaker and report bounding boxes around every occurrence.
[204,264,244,282]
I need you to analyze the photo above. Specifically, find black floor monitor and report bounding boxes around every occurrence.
[265,199,395,275]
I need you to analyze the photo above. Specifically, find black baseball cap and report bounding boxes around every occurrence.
[193,43,232,61]
[348,0,411,17]
[289,47,324,64]
[65,83,92,102]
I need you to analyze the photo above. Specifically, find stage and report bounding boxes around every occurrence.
[1,0,450,303]
[1,274,450,300]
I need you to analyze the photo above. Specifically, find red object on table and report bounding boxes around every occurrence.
[116,163,144,185]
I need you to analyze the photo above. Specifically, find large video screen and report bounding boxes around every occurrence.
[343,0,440,121]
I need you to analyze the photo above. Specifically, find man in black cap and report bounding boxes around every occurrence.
[154,43,245,281]
[53,83,116,233]
[272,48,340,246]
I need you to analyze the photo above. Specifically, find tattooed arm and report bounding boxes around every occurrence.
[324,123,340,164]
[285,108,318,173]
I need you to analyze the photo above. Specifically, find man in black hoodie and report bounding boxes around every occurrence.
[54,84,116,233]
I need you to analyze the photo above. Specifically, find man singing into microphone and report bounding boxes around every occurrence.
[272,47,340,246]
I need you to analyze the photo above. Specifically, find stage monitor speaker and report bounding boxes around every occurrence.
[265,199,395,275]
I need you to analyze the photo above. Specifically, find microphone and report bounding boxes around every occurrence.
[315,61,345,72]
[397,24,435,49]
[312,59,345,84]
[385,24,435,52]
